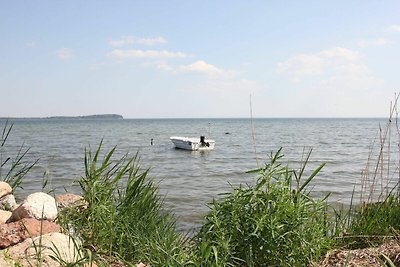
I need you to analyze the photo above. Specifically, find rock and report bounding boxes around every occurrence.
[0,255,10,266]
[0,210,12,224]
[22,218,61,238]
[0,220,26,249]
[3,232,82,267]
[0,182,12,199]
[0,193,17,211]
[0,181,12,200]
[318,240,400,266]
[0,218,60,249]
[55,193,87,211]
[7,192,58,222]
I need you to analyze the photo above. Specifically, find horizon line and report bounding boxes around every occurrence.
[0,115,389,120]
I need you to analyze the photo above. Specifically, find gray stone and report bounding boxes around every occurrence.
[7,192,58,222]
[0,193,17,211]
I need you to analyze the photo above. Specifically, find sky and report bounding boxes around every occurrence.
[1,1,400,118]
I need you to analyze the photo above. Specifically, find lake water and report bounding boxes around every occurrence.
[0,118,394,232]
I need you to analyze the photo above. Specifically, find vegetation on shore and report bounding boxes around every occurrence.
[3,96,400,266]
[58,141,190,266]
[194,149,331,266]
[57,136,400,266]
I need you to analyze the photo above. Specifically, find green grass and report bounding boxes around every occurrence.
[333,181,400,250]
[194,148,332,266]
[0,120,37,190]
[58,141,190,266]
[331,95,400,252]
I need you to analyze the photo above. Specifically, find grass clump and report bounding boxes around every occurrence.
[332,94,400,251]
[335,194,400,250]
[58,141,190,266]
[194,148,332,266]
[0,120,37,190]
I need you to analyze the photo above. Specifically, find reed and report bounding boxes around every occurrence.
[194,148,332,266]
[0,120,37,190]
[58,141,190,266]
[333,93,400,251]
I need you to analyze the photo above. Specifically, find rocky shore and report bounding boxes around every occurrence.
[0,181,86,266]
[2,178,399,266]
[0,182,149,266]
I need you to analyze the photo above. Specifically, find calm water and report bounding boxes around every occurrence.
[0,118,390,231]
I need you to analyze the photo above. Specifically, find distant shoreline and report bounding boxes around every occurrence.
[0,116,388,121]
[0,114,124,120]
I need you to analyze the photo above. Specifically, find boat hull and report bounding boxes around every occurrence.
[170,136,215,151]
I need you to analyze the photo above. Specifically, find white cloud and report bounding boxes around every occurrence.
[277,47,360,77]
[156,63,174,71]
[318,47,361,61]
[150,60,236,77]
[358,38,389,47]
[149,60,175,71]
[322,63,384,89]
[277,47,361,78]
[277,54,325,76]
[277,47,383,91]
[179,60,227,76]
[388,25,400,32]
[184,78,257,93]
[56,48,73,60]
[151,60,253,92]
[108,49,187,59]
[109,36,167,46]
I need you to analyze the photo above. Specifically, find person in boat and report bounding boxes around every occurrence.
[200,136,210,147]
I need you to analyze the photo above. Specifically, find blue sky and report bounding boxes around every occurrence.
[1,1,400,118]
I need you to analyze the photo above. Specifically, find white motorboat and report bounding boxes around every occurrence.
[170,136,215,151]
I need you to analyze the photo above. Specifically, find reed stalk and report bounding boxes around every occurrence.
[58,141,190,266]
[0,120,37,190]
[336,93,400,251]
[195,148,331,266]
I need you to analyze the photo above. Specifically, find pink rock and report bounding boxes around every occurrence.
[0,218,60,249]
[55,193,87,210]
[0,222,25,249]
[21,218,61,237]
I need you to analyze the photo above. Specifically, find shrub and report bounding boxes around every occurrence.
[194,149,332,266]
[59,141,190,266]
